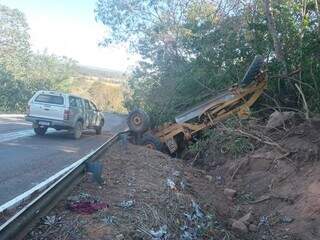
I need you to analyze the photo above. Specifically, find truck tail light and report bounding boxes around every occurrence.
[26,105,30,116]
[64,110,70,120]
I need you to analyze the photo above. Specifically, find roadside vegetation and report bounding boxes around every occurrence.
[0,4,75,113]
[95,0,320,126]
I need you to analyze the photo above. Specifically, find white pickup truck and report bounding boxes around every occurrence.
[25,90,105,139]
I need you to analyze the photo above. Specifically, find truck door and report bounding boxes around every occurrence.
[89,101,99,126]
[84,99,94,127]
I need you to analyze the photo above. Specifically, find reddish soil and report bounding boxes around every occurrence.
[26,144,228,240]
[25,119,320,240]
[207,120,320,240]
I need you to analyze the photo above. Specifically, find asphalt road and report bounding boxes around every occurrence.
[0,113,127,205]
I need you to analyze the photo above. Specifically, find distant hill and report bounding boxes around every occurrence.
[74,65,128,83]
[66,65,129,113]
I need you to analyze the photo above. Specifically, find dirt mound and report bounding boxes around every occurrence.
[211,120,320,240]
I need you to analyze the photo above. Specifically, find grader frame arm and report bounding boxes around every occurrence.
[155,73,267,153]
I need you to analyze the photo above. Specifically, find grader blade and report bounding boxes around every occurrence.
[175,90,234,124]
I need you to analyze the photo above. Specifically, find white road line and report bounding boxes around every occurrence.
[0,114,25,118]
[0,136,107,213]
[0,129,55,143]
[0,155,82,213]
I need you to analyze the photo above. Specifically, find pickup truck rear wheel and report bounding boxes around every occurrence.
[34,127,47,136]
[95,120,104,135]
[73,121,82,139]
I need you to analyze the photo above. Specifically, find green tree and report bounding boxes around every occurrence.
[28,52,76,90]
[0,4,31,78]
[0,4,76,113]
[0,66,31,112]
[97,0,320,122]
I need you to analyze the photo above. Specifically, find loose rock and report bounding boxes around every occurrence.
[224,188,237,200]
[232,220,248,234]
[266,111,296,130]
[248,224,257,232]
[239,212,253,225]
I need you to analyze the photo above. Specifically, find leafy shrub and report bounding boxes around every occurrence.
[187,118,254,168]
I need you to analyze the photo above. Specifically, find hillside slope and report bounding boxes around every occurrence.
[27,115,320,240]
[67,65,128,113]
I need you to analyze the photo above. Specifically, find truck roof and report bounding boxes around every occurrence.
[35,90,84,100]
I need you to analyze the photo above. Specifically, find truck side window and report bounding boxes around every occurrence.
[69,96,77,107]
[76,98,83,108]
[84,100,91,110]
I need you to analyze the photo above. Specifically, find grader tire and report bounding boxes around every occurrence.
[127,109,150,133]
[240,55,264,87]
[141,133,162,151]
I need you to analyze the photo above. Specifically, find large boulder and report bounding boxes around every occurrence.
[266,111,296,130]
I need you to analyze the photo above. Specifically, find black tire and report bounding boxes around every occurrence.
[240,55,264,87]
[73,121,82,139]
[34,127,47,136]
[141,133,163,151]
[95,120,104,135]
[127,109,150,133]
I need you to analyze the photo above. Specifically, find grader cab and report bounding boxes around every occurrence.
[127,55,267,154]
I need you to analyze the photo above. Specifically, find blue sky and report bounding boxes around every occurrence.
[1,0,138,72]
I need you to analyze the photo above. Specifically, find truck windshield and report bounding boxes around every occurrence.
[35,94,64,105]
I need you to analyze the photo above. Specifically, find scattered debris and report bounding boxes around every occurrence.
[180,180,186,191]
[205,175,213,182]
[67,193,88,202]
[173,170,180,177]
[280,215,294,224]
[166,178,177,190]
[149,225,169,240]
[102,215,116,225]
[184,201,205,221]
[191,200,205,219]
[180,225,197,240]
[258,216,269,227]
[43,215,56,225]
[116,234,125,240]
[67,201,108,214]
[119,199,135,208]
[215,175,224,185]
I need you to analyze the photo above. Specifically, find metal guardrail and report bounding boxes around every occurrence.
[0,130,128,240]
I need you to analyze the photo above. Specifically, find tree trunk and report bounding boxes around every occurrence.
[263,0,290,104]
[263,0,287,76]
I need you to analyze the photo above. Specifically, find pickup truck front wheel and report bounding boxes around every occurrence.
[34,127,47,136]
[72,121,82,139]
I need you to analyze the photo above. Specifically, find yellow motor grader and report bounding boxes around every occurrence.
[127,56,267,154]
